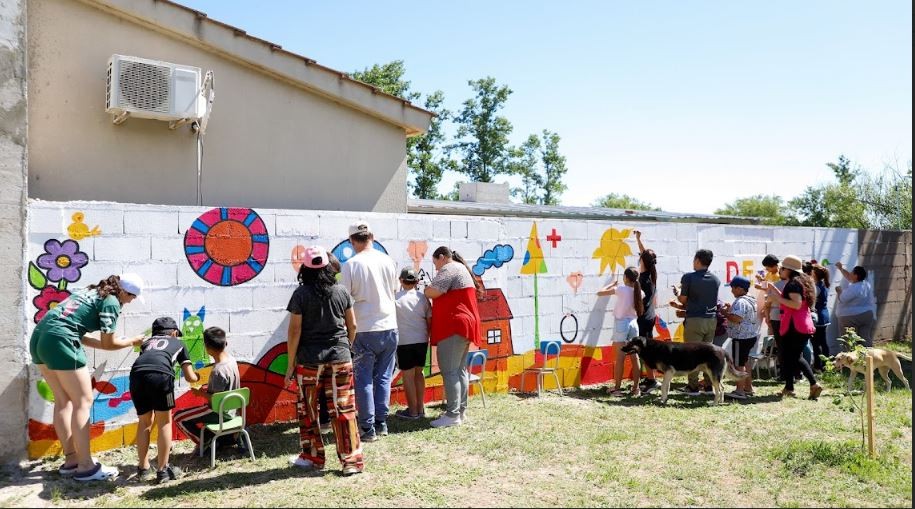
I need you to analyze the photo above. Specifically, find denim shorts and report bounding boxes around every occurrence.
[611,318,638,343]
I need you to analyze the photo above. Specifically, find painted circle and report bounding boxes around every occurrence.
[184,207,270,286]
[331,239,388,265]
[205,221,252,266]
[560,313,579,343]
[56,255,71,268]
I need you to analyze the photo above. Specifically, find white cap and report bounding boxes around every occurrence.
[118,273,145,297]
[348,220,371,236]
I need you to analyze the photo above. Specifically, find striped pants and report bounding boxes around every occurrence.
[296,362,363,470]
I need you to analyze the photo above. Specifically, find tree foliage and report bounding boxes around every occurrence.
[351,61,418,101]
[508,130,569,205]
[715,195,794,225]
[592,193,659,211]
[509,135,542,204]
[539,130,568,205]
[408,91,451,199]
[451,77,515,183]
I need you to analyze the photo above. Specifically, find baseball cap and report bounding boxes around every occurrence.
[302,246,329,269]
[118,273,145,297]
[730,275,751,291]
[348,220,371,237]
[399,267,419,283]
[151,316,183,336]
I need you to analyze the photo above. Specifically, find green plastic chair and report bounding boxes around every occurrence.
[200,387,255,468]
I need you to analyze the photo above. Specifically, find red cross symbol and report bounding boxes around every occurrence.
[546,228,562,248]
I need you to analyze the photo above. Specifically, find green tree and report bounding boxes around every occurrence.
[408,91,450,199]
[451,77,514,183]
[788,155,868,228]
[714,194,793,225]
[509,135,542,204]
[858,161,912,230]
[539,130,567,205]
[592,193,659,211]
[351,61,419,101]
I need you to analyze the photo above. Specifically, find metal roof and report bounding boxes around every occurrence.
[407,199,761,225]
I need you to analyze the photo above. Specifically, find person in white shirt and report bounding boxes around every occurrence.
[598,267,643,397]
[834,262,878,347]
[340,221,399,442]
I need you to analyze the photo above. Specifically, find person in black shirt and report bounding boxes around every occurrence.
[634,230,659,393]
[130,316,199,483]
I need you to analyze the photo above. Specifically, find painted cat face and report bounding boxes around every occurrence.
[182,306,206,338]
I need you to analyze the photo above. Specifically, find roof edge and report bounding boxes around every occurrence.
[79,0,434,136]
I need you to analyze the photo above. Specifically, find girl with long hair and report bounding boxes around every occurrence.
[810,265,831,371]
[599,266,644,397]
[634,230,659,393]
[285,247,363,476]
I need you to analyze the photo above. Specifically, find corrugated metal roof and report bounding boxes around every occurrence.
[407,199,760,225]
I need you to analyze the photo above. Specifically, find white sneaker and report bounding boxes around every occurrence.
[430,414,462,428]
[73,463,118,482]
[289,455,319,470]
[459,410,467,423]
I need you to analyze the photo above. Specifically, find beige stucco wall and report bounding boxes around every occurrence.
[27,0,408,212]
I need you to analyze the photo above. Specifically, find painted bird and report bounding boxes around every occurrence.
[67,212,101,240]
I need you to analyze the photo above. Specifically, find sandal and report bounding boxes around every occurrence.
[608,388,625,397]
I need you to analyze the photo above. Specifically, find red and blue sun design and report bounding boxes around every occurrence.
[184,208,270,286]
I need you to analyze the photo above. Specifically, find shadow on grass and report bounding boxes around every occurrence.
[559,384,784,407]
[140,466,321,501]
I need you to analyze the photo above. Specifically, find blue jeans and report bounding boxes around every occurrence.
[352,329,398,430]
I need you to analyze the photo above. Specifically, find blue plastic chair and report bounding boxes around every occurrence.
[466,350,488,408]
[520,340,564,397]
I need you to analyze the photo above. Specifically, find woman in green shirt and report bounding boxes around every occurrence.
[30,274,146,482]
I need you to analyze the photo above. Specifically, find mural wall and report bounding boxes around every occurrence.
[24,200,860,457]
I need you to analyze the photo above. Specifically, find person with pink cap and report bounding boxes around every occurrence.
[29,273,147,481]
[284,246,363,476]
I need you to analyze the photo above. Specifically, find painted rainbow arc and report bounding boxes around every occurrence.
[184,207,270,286]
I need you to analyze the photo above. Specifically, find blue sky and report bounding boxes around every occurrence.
[179,1,912,214]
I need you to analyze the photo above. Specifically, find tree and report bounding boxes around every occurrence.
[858,160,912,230]
[592,193,659,211]
[539,130,568,205]
[509,135,542,204]
[351,61,419,101]
[451,77,514,183]
[714,195,793,225]
[408,91,450,199]
[789,155,868,228]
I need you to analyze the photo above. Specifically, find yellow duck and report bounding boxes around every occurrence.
[67,212,101,241]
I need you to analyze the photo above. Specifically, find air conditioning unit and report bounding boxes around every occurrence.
[106,54,206,125]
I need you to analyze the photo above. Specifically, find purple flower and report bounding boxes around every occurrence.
[37,239,89,283]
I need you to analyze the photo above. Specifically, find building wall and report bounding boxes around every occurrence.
[0,0,30,463]
[858,230,913,342]
[23,199,871,458]
[26,0,408,212]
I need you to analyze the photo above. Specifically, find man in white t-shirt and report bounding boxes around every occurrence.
[340,221,399,442]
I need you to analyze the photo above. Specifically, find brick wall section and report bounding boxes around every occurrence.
[0,0,29,463]
[858,230,913,342]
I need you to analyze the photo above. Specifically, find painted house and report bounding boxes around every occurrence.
[477,286,514,359]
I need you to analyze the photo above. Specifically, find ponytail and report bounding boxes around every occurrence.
[451,250,484,294]
[624,267,644,316]
[88,275,123,299]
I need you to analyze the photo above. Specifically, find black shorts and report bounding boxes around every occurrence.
[637,317,655,339]
[731,337,758,366]
[396,343,428,371]
[129,370,176,415]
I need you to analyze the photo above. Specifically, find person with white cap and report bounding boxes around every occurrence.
[339,221,399,442]
[29,273,147,481]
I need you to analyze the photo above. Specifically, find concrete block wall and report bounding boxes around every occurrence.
[0,0,29,463]
[857,230,913,342]
[22,198,870,458]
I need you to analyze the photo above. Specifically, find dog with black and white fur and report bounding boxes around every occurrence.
[621,336,749,404]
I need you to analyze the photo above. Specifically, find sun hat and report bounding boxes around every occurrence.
[780,255,804,273]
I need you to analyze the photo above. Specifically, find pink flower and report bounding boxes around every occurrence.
[33,286,71,323]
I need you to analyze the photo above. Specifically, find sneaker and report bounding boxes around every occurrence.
[808,384,823,401]
[459,410,467,423]
[136,466,154,482]
[725,390,747,400]
[360,427,378,442]
[375,422,388,437]
[73,463,118,482]
[641,379,659,393]
[342,464,363,476]
[289,454,322,470]
[59,456,97,477]
[429,414,462,428]
[394,409,421,421]
[155,464,182,484]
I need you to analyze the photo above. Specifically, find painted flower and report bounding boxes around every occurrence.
[36,239,88,283]
[592,228,633,276]
[33,286,71,323]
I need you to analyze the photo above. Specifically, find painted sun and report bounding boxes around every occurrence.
[592,228,633,275]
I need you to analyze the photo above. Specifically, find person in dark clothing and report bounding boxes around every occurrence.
[634,230,659,393]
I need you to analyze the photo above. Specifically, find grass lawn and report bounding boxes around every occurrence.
[2,344,911,508]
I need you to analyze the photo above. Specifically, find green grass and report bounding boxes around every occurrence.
[1,371,911,508]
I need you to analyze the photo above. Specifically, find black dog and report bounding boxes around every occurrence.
[621,336,748,404]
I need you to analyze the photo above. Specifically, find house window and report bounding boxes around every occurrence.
[487,328,502,345]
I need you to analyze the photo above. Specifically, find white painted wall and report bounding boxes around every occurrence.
[24,199,860,430]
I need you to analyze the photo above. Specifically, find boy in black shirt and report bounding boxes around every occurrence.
[130,316,199,483]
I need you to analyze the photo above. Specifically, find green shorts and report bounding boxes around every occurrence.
[30,325,87,370]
